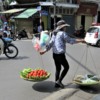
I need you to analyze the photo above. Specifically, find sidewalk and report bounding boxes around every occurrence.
[43,82,100,100]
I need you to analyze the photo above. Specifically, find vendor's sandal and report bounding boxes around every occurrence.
[55,83,60,88]
[56,81,64,89]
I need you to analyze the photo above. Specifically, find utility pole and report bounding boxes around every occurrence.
[53,0,56,29]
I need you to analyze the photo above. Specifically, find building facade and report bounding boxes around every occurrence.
[41,0,79,33]
[2,0,100,35]
[11,0,80,34]
[76,2,98,31]
[78,0,100,31]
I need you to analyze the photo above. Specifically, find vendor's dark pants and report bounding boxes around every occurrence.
[53,53,69,82]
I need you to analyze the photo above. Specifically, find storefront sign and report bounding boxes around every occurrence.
[41,10,48,16]
[37,6,41,11]
[77,3,98,15]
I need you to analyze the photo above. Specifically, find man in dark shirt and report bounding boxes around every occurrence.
[79,25,86,38]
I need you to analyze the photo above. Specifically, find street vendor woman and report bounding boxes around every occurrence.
[40,20,85,88]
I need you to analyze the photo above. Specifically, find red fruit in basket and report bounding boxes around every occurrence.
[20,68,50,81]
[44,72,47,76]
[40,72,43,76]
[32,73,35,76]
[25,69,49,79]
[28,74,31,78]
[41,70,47,75]
[30,72,33,75]
[41,70,44,72]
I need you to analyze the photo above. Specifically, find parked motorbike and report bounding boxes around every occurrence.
[0,37,18,58]
[10,31,17,41]
[17,29,28,40]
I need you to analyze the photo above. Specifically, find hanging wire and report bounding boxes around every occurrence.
[84,44,99,76]
[40,54,45,68]
[88,46,99,77]
[36,49,45,69]
[72,43,99,80]
[84,44,89,75]
[72,43,87,79]
[33,33,45,69]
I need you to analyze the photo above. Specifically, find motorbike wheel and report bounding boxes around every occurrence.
[13,36,17,41]
[18,35,21,40]
[4,45,18,58]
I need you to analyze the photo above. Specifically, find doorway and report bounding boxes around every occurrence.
[97,11,100,23]
[81,15,85,28]
[50,16,62,30]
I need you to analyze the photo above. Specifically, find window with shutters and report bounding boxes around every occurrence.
[49,7,74,15]
[49,0,78,4]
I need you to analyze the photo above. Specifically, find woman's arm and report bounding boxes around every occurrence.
[40,34,56,55]
[75,38,85,43]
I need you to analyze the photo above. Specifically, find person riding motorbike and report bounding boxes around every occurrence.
[0,32,4,55]
[0,31,18,59]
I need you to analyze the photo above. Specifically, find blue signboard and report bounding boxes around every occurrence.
[41,10,48,16]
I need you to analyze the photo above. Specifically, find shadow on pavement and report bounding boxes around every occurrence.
[0,56,29,60]
[79,84,100,94]
[14,56,29,60]
[32,81,60,93]
[64,82,79,89]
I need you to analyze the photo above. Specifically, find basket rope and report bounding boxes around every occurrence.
[66,43,100,85]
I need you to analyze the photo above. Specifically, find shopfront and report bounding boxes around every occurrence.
[48,4,79,33]
[76,3,98,31]
[14,8,48,35]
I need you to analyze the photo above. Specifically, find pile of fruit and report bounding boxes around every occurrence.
[20,68,51,82]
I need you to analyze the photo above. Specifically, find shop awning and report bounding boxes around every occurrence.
[14,8,38,18]
[40,2,79,8]
[0,8,25,14]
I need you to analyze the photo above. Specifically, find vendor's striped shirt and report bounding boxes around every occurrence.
[46,31,76,54]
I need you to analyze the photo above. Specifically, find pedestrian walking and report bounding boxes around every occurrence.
[79,25,86,38]
[40,20,85,88]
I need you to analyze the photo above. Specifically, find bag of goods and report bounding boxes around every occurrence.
[32,36,40,51]
[20,68,51,82]
[32,30,50,52]
[39,31,50,48]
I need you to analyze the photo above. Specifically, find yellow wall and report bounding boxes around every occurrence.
[85,16,93,31]
[76,15,81,29]
[76,15,93,31]
[42,16,48,30]
[15,16,48,34]
[15,19,33,34]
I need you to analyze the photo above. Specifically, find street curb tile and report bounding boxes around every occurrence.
[92,95,100,100]
[43,88,79,100]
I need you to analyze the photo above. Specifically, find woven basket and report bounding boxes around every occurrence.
[20,73,51,82]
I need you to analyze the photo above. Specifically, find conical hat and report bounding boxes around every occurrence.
[56,23,70,30]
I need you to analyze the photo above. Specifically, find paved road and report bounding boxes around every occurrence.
[0,39,100,100]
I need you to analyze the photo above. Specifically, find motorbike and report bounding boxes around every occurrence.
[17,29,28,40]
[0,37,18,58]
[10,31,17,41]
[3,31,17,41]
